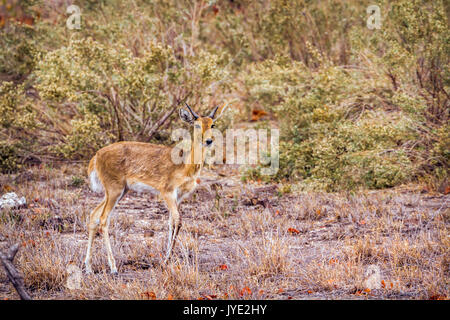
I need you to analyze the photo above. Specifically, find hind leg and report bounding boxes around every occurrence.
[84,199,106,273]
[99,187,125,274]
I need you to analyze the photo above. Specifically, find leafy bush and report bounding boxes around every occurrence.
[0,0,43,78]
[0,141,21,173]
[0,0,447,191]
[243,59,420,190]
[236,0,449,191]
[33,37,231,158]
[0,81,36,129]
[0,22,37,77]
[0,82,38,171]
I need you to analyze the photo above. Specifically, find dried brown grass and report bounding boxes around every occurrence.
[0,164,448,300]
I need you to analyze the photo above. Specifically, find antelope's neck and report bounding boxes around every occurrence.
[183,141,206,177]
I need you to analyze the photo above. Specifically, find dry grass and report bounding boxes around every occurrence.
[0,164,448,300]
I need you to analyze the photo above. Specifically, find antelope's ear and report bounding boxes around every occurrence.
[179,108,194,124]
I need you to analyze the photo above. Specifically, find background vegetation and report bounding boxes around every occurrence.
[0,0,448,301]
[0,0,448,191]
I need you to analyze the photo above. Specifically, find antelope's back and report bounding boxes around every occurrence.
[87,141,176,193]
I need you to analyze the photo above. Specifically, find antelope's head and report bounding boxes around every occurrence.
[179,103,224,147]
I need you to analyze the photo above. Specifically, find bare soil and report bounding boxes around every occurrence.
[0,164,448,300]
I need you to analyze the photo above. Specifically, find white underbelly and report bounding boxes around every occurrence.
[127,182,160,195]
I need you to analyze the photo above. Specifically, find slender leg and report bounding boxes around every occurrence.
[84,199,106,273]
[165,214,173,259]
[172,213,182,243]
[99,188,124,274]
[165,212,182,258]
[162,191,181,263]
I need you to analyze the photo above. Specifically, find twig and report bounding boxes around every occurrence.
[0,243,32,300]
[146,92,192,141]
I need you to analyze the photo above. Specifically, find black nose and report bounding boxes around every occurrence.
[206,139,213,145]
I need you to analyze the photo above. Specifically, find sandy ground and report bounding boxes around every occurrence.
[0,164,449,300]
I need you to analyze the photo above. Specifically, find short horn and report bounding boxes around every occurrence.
[185,103,199,119]
[208,105,220,119]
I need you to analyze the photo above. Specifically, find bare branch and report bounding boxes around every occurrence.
[146,92,192,141]
[0,243,32,300]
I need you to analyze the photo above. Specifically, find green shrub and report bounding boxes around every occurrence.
[0,0,447,192]
[34,37,232,158]
[240,0,448,191]
[242,58,433,191]
[0,81,39,171]
[0,0,44,77]
[0,81,36,129]
[0,23,37,77]
[432,124,450,169]
[70,175,85,187]
[56,113,111,159]
[0,141,21,173]
[208,0,367,66]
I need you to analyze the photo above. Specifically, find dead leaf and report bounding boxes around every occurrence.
[250,109,268,121]
[212,5,219,15]
[2,185,13,192]
[429,294,448,300]
[329,258,338,265]
[240,286,252,296]
[141,291,156,300]
[202,294,215,300]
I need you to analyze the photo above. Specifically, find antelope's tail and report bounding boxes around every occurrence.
[88,155,104,193]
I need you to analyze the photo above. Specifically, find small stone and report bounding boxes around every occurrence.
[363,264,381,290]
[66,263,82,290]
[0,192,26,210]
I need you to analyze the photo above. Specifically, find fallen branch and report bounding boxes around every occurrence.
[0,243,32,300]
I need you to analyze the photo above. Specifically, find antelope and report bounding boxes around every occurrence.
[84,103,225,274]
